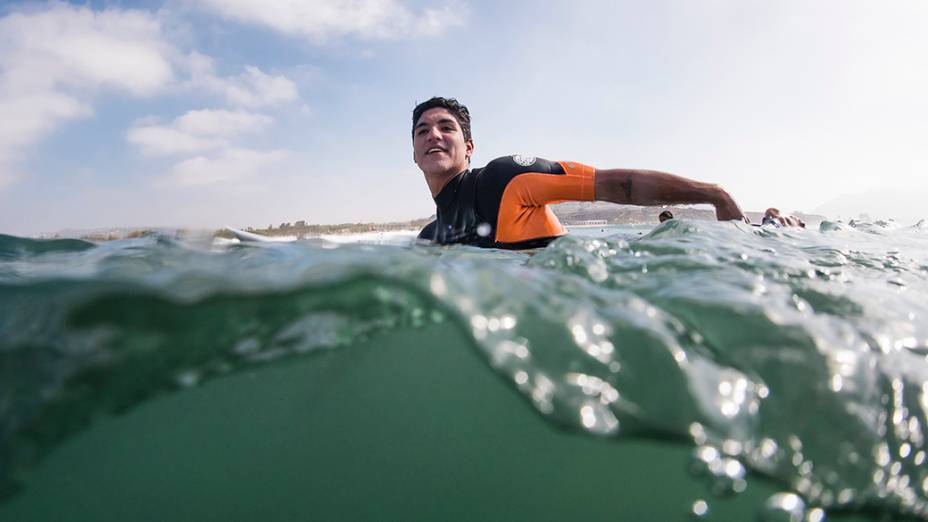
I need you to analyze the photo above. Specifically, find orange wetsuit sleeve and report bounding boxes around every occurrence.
[495,161,596,244]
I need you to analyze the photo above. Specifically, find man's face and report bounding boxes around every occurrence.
[413,107,474,179]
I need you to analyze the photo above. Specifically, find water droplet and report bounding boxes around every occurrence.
[761,492,806,522]
[476,222,492,237]
[806,507,826,522]
[691,499,709,518]
[429,273,447,296]
[175,370,200,388]
[722,439,744,456]
[689,423,707,445]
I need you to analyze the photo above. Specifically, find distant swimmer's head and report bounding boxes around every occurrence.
[412,97,475,182]
[764,208,781,219]
[658,210,674,223]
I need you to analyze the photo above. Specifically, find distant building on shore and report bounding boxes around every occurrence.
[570,219,608,227]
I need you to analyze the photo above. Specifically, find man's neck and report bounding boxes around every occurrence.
[426,168,467,198]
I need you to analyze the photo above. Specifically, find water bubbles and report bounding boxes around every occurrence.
[722,439,744,457]
[836,488,854,505]
[873,469,885,486]
[689,423,707,445]
[471,314,488,337]
[915,451,926,466]
[429,273,447,296]
[500,314,517,330]
[890,462,902,476]
[233,337,261,355]
[487,316,501,332]
[580,405,596,428]
[690,445,747,496]
[798,461,813,476]
[717,375,750,419]
[175,370,200,388]
[566,373,621,407]
[806,507,826,522]
[761,492,806,522]
[586,259,608,283]
[875,442,891,467]
[571,324,588,345]
[530,373,555,414]
[691,499,709,518]
[757,438,779,460]
[757,384,770,399]
[693,445,721,469]
[577,402,620,435]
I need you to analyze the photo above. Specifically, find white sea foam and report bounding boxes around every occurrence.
[319,230,418,245]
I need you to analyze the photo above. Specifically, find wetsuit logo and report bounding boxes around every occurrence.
[512,155,536,167]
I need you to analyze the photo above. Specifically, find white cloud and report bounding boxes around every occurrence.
[164,148,289,187]
[192,0,465,41]
[0,4,175,96]
[0,4,176,179]
[185,55,299,108]
[128,109,274,155]
[0,3,300,189]
[175,109,274,137]
[128,107,288,189]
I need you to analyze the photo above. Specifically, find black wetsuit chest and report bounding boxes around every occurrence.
[417,156,571,249]
[422,168,495,248]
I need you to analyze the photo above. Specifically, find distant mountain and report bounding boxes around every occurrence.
[815,187,928,225]
[551,202,825,226]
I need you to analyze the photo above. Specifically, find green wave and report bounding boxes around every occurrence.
[2,224,928,519]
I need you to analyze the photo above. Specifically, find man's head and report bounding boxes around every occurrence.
[658,210,673,223]
[412,97,475,187]
[413,97,472,141]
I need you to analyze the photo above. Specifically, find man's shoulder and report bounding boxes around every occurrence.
[479,155,565,176]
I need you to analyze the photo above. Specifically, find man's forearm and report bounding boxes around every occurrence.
[594,169,745,221]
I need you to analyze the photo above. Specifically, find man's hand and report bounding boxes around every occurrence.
[713,189,748,222]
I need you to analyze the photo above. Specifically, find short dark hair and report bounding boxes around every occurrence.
[658,210,673,222]
[412,97,472,142]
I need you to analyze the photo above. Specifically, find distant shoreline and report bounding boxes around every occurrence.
[39,204,828,241]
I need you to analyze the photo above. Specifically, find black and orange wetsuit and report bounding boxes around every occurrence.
[418,155,596,249]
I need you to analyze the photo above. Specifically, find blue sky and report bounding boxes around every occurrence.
[1,0,926,235]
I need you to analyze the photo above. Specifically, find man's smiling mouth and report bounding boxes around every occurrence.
[426,147,446,155]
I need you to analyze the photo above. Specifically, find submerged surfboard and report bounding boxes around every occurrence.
[224,227,297,242]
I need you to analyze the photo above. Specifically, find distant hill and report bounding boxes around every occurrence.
[815,187,927,225]
[551,202,825,226]
[51,203,825,241]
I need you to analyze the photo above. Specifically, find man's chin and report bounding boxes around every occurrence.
[421,160,451,176]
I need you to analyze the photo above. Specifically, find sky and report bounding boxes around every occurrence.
[0,0,926,236]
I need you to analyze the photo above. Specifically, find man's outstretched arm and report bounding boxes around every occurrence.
[594,169,746,222]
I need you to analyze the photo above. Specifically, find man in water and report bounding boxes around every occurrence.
[658,210,674,223]
[414,97,745,248]
[762,208,805,228]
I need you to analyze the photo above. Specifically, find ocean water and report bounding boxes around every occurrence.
[2,219,928,521]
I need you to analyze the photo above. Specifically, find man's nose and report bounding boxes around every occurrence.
[427,127,442,140]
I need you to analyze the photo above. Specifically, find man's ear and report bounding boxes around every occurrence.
[466,139,475,160]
